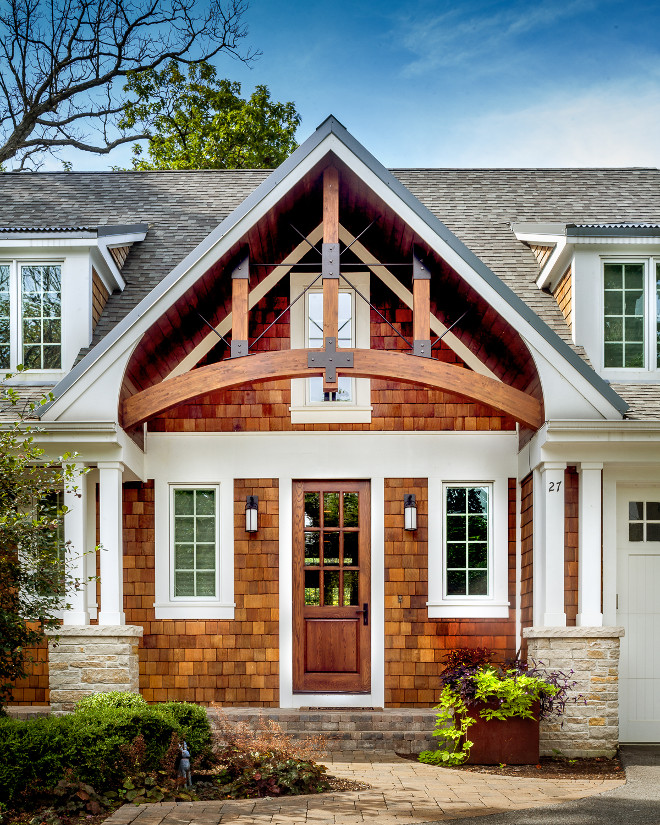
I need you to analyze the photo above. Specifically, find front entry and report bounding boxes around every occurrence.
[292,480,371,693]
[617,487,660,742]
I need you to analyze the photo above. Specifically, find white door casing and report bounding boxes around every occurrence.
[617,486,660,742]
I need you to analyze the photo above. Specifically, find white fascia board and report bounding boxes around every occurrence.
[521,420,660,475]
[535,239,570,290]
[90,247,118,293]
[511,226,569,290]
[97,231,147,292]
[325,139,625,421]
[2,420,145,478]
[0,239,97,250]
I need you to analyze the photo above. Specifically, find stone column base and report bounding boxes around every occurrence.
[523,626,624,759]
[46,625,143,714]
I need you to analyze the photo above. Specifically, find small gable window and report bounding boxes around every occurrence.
[290,271,372,422]
[0,261,62,371]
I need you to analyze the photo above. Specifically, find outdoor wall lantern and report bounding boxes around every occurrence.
[245,495,259,533]
[404,494,417,532]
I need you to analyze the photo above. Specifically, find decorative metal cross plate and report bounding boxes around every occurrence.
[308,337,353,383]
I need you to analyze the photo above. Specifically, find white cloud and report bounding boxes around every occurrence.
[398,0,599,77]
[429,84,660,166]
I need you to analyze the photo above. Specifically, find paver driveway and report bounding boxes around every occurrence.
[104,752,624,825]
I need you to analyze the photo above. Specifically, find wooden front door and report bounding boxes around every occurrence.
[293,480,370,693]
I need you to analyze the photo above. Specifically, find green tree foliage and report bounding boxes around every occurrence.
[0,378,90,710]
[121,61,300,170]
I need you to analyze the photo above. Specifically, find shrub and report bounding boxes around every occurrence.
[74,691,147,712]
[0,699,211,805]
[212,712,329,797]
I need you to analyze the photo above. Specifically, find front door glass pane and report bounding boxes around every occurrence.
[302,487,361,607]
[323,570,340,605]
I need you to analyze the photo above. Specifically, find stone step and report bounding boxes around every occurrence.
[207,708,438,754]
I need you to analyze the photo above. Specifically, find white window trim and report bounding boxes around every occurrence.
[154,480,235,619]
[599,255,659,380]
[0,258,66,378]
[427,477,509,618]
[289,271,372,423]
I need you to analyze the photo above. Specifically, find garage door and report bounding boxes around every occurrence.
[617,487,660,742]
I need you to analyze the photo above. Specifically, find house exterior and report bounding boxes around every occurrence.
[4,116,660,755]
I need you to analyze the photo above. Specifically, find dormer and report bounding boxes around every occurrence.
[0,223,147,382]
[513,222,660,383]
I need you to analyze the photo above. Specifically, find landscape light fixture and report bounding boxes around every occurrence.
[404,494,417,532]
[245,495,259,533]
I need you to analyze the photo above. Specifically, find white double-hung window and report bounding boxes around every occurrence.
[154,480,234,619]
[290,271,372,423]
[427,478,509,618]
[0,262,62,371]
[171,486,218,599]
[601,257,660,375]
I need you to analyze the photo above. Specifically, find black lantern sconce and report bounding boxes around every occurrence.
[404,494,417,531]
[245,495,259,533]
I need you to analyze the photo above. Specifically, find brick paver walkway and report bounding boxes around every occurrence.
[103,752,624,825]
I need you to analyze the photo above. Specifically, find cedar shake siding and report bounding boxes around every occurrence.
[126,479,279,706]
[520,473,534,656]
[383,478,517,708]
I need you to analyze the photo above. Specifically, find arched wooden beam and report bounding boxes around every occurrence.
[121,349,543,430]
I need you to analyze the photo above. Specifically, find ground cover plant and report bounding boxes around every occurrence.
[419,648,581,766]
[0,694,333,825]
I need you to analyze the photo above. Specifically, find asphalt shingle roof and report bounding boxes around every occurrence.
[1,166,659,420]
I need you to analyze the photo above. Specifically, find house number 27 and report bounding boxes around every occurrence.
[548,481,562,493]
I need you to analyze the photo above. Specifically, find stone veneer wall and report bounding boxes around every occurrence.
[524,627,624,758]
[46,626,143,713]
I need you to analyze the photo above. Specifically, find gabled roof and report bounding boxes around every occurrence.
[6,120,660,418]
[35,115,627,418]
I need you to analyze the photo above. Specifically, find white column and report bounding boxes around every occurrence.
[577,462,604,626]
[85,468,99,620]
[62,463,90,625]
[98,462,125,625]
[541,462,567,627]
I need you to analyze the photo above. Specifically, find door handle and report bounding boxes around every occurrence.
[356,602,369,626]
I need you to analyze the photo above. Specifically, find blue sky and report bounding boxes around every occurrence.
[68,0,660,169]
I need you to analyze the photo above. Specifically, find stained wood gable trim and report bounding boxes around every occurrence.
[42,118,625,422]
[121,348,543,429]
[161,222,500,384]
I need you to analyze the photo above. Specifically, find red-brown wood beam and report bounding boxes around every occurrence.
[413,249,431,358]
[121,348,543,430]
[323,166,340,391]
[231,255,249,358]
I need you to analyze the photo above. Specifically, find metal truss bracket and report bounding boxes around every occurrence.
[231,340,249,358]
[413,339,432,358]
[308,337,353,383]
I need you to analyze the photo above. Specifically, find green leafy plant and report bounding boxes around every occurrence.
[0,375,96,712]
[419,648,577,766]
